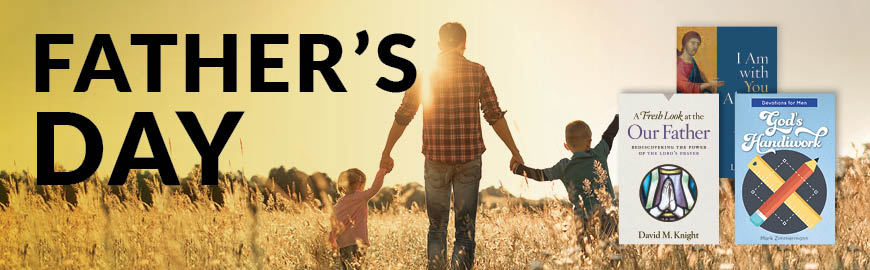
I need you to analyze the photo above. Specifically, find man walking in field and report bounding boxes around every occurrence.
[379,22,524,270]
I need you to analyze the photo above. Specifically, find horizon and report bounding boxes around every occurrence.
[3,1,870,200]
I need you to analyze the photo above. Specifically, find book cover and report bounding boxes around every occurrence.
[618,93,719,244]
[734,93,836,244]
[677,26,777,178]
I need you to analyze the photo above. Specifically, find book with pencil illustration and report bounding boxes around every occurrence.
[734,93,835,244]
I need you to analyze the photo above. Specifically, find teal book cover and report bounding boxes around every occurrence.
[734,93,835,244]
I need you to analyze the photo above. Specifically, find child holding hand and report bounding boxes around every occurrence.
[329,168,388,270]
[511,115,619,222]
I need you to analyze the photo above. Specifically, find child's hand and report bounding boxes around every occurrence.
[328,235,338,254]
[511,159,530,187]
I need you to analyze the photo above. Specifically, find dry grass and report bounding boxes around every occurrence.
[1,146,869,269]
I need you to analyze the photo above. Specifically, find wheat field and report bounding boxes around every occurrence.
[1,146,869,269]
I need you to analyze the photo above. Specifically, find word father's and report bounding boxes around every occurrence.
[36,32,416,93]
[35,32,418,186]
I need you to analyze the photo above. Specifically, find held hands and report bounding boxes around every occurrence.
[377,166,390,178]
[510,152,529,184]
[509,151,524,172]
[379,153,394,173]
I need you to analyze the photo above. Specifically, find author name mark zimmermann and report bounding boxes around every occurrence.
[638,230,700,241]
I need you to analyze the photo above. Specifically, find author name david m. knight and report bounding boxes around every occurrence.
[639,230,700,241]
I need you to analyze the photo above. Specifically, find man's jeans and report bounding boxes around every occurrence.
[424,157,482,270]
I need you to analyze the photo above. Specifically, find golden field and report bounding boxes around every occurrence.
[1,145,870,269]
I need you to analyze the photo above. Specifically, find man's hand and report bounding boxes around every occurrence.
[491,118,524,172]
[381,119,409,174]
[509,152,524,172]
[380,154,394,173]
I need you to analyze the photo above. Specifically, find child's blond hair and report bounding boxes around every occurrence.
[337,168,366,195]
[565,120,592,148]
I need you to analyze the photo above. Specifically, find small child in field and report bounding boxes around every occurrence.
[511,115,619,222]
[329,168,387,270]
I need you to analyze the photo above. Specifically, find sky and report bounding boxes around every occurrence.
[1,0,869,199]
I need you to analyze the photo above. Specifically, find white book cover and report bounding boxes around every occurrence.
[618,93,719,244]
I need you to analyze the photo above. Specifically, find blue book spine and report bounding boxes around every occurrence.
[717,27,778,178]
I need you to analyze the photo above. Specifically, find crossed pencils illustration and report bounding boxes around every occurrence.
[746,155,822,229]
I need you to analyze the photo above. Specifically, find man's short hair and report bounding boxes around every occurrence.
[439,22,466,48]
[565,120,592,147]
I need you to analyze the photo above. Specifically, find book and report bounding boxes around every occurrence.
[618,93,719,244]
[677,26,777,178]
[734,93,835,244]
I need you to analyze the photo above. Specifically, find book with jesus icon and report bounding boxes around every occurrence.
[735,93,835,244]
[676,26,777,179]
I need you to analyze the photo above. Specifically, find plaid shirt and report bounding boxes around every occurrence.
[394,52,506,164]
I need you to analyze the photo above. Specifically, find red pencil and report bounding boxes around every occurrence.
[750,158,818,227]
